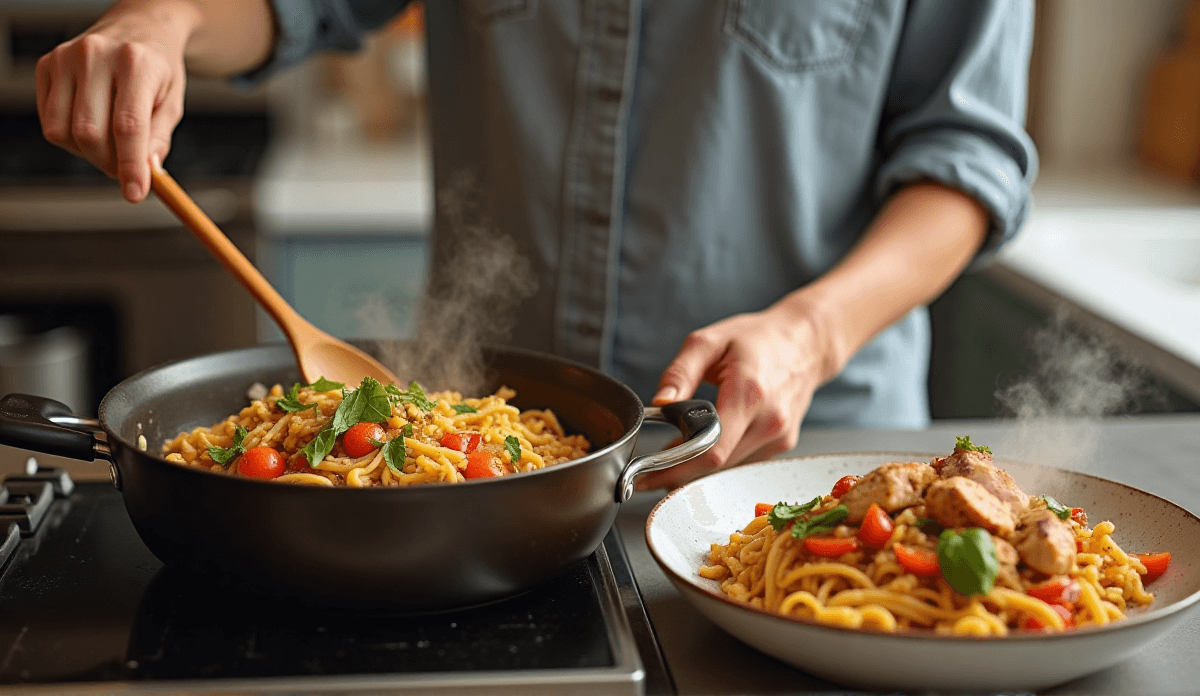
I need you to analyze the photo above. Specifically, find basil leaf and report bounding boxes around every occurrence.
[307,377,344,392]
[301,429,337,468]
[767,497,822,532]
[954,435,992,454]
[208,425,248,466]
[381,436,407,474]
[333,377,391,432]
[451,403,478,414]
[403,423,414,439]
[937,528,999,596]
[791,505,849,540]
[386,381,437,412]
[505,435,522,472]
[1043,495,1071,520]
[276,382,318,413]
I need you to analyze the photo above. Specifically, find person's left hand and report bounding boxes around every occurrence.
[635,296,840,490]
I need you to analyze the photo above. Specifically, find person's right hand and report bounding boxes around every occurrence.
[36,6,194,203]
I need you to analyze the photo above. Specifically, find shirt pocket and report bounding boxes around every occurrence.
[724,0,871,72]
[464,0,535,24]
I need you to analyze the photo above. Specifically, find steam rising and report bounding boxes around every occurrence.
[992,308,1164,470]
[377,170,538,394]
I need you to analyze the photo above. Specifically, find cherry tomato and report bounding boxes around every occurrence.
[893,543,940,576]
[1135,552,1171,583]
[830,475,859,499]
[1070,507,1088,526]
[463,450,508,479]
[754,503,774,517]
[440,431,482,453]
[803,536,861,558]
[343,422,385,458]
[1025,577,1081,606]
[857,503,895,547]
[239,446,286,479]
[1023,604,1075,631]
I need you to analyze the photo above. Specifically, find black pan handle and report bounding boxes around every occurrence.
[0,394,103,462]
[615,399,720,502]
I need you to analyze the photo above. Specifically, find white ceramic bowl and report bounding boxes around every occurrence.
[645,453,1200,693]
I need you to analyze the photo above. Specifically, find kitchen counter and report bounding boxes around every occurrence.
[616,414,1200,695]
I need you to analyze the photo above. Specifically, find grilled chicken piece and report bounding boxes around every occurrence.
[839,461,938,523]
[924,477,1016,537]
[935,449,1031,516]
[1012,508,1076,575]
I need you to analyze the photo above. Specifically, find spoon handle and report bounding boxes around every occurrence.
[150,166,303,333]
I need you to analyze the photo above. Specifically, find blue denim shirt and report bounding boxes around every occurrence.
[250,0,1037,428]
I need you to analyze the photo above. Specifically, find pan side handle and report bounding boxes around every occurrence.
[615,399,720,503]
[0,394,104,462]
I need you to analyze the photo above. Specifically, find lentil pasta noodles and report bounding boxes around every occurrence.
[699,439,1170,636]
[162,376,591,486]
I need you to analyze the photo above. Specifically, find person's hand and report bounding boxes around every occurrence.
[36,3,195,203]
[637,297,841,490]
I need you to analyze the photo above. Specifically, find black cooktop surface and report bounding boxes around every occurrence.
[0,475,668,694]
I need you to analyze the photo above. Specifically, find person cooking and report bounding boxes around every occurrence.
[34,0,1037,490]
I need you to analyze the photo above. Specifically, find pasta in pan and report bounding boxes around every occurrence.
[162,376,590,486]
[700,439,1170,635]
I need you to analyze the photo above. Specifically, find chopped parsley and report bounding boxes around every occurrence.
[504,435,522,472]
[954,435,992,454]
[766,498,822,532]
[208,425,248,467]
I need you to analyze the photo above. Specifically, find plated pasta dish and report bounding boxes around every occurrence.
[162,376,591,486]
[700,438,1172,635]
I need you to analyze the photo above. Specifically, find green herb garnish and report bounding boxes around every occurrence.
[381,437,407,474]
[954,435,992,454]
[790,505,849,540]
[504,435,522,472]
[208,425,249,467]
[307,377,344,392]
[386,381,437,412]
[300,428,337,468]
[276,383,319,413]
[301,376,391,467]
[403,423,414,439]
[766,498,822,532]
[451,403,478,414]
[1043,495,1071,520]
[937,528,999,596]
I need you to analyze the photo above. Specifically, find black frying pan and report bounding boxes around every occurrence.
[0,343,719,611]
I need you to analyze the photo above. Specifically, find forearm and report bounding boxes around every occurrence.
[93,0,275,77]
[777,182,989,381]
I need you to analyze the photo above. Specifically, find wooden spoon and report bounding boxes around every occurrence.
[150,166,400,387]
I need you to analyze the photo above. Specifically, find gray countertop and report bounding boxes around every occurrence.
[616,414,1200,695]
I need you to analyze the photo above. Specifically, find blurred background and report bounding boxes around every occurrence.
[0,0,1197,476]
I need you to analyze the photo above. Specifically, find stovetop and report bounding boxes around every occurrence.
[0,467,671,695]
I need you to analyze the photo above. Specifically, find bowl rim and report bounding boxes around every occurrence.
[645,450,1200,643]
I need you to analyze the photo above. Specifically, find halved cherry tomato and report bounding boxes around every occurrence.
[830,475,859,498]
[858,503,894,547]
[754,503,774,517]
[1023,603,1075,630]
[441,431,482,454]
[803,536,860,558]
[1070,507,1088,526]
[893,543,940,576]
[1135,552,1171,583]
[463,450,507,479]
[239,446,286,479]
[1025,577,1081,606]
[343,422,385,458]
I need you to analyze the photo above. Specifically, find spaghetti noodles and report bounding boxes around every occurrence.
[162,378,590,487]
[700,441,1165,635]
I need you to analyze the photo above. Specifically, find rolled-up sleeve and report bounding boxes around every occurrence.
[875,0,1039,267]
[235,0,410,85]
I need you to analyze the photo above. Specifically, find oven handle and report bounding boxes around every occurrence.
[0,394,111,463]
